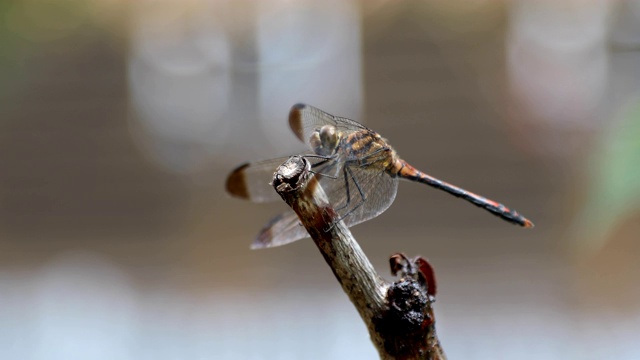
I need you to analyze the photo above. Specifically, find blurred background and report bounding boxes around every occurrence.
[1,0,639,359]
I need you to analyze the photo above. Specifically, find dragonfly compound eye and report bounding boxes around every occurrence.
[310,125,339,156]
[309,131,322,153]
[320,125,339,150]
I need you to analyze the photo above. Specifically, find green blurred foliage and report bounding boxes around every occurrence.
[574,99,640,253]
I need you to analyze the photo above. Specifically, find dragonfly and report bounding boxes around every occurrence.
[226,103,534,249]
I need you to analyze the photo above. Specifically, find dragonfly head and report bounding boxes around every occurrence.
[310,125,340,157]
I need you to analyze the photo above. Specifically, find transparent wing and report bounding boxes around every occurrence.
[225,157,292,203]
[250,160,398,248]
[320,162,399,230]
[248,156,343,248]
[226,156,344,203]
[252,211,309,249]
[251,164,398,249]
[288,103,369,147]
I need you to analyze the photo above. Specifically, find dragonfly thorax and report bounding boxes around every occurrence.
[309,125,341,157]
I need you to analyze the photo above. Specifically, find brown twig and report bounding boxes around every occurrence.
[271,156,446,360]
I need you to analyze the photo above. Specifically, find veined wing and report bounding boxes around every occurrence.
[226,157,292,203]
[325,162,399,230]
[288,103,369,147]
[249,155,398,249]
[227,153,350,248]
[251,165,399,249]
[248,156,344,249]
[252,211,309,249]
[226,155,346,203]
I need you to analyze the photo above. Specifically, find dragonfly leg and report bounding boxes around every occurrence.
[326,166,367,232]
[333,167,353,212]
[347,165,367,205]
[309,157,340,179]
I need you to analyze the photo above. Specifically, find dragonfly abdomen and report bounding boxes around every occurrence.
[396,160,534,228]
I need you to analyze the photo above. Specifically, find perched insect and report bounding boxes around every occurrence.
[227,104,534,248]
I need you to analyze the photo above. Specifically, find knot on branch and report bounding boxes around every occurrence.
[374,253,442,360]
[386,280,431,329]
